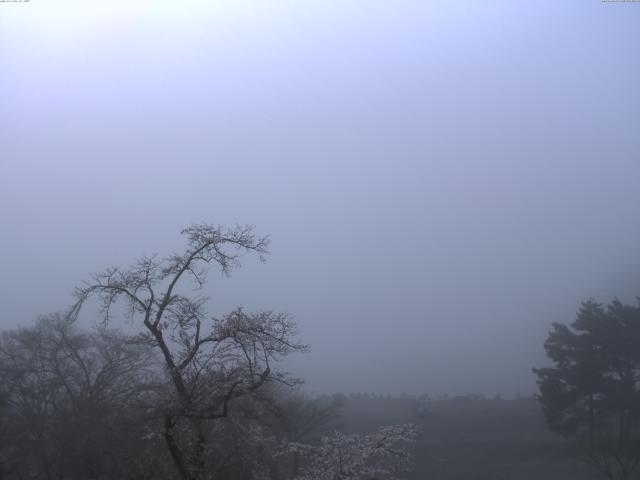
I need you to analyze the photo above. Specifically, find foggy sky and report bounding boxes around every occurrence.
[1,1,640,397]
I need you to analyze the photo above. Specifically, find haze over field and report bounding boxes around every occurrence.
[1,1,639,396]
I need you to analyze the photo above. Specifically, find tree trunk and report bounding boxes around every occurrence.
[163,415,192,480]
[189,418,207,480]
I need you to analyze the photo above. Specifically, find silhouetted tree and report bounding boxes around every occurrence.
[534,298,640,480]
[70,223,307,480]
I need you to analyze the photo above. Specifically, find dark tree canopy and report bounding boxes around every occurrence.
[0,314,160,480]
[534,298,640,480]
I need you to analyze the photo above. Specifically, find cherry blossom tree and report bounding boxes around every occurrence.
[282,424,418,480]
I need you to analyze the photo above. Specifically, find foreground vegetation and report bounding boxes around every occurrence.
[1,223,638,480]
[0,223,416,480]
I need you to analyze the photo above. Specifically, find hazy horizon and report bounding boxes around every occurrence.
[2,0,640,397]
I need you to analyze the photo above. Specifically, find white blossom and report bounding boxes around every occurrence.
[281,424,418,480]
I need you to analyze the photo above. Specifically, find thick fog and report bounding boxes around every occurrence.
[1,1,639,397]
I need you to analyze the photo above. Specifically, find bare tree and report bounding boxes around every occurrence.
[69,223,307,480]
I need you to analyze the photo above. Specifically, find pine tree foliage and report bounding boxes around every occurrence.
[534,298,640,480]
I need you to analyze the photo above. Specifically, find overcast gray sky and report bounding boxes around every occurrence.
[1,1,639,396]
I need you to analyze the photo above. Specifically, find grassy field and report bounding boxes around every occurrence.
[340,396,601,480]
